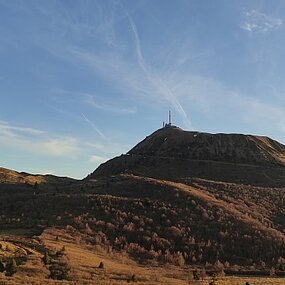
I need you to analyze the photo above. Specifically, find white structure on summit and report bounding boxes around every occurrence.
[163,110,175,128]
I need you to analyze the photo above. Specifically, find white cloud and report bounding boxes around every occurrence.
[241,98,285,133]
[70,47,193,129]
[0,121,132,165]
[85,94,136,114]
[85,141,132,156]
[68,12,193,130]
[70,43,285,138]
[0,121,81,157]
[168,73,285,137]
[241,10,282,33]
[0,121,45,136]
[90,154,107,163]
[41,138,80,157]
[20,2,285,140]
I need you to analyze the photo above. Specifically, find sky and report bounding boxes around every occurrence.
[1,0,285,178]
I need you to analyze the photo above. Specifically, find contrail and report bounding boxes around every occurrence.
[128,15,192,129]
[81,113,105,139]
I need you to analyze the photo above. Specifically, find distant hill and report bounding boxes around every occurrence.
[0,167,75,187]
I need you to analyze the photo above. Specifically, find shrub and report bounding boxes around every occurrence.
[193,268,200,280]
[167,226,182,239]
[98,261,104,269]
[208,272,217,285]
[5,258,17,276]
[43,251,51,265]
[131,273,136,282]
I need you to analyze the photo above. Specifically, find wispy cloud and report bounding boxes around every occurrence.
[48,0,192,129]
[0,121,80,157]
[85,94,136,114]
[41,138,80,157]
[81,113,105,138]
[50,88,136,114]
[86,141,132,156]
[41,97,108,139]
[0,121,45,136]
[70,40,285,137]
[90,154,107,163]
[0,120,132,177]
[10,1,284,140]
[127,15,192,129]
[70,22,193,129]
[241,10,282,33]
[168,73,285,138]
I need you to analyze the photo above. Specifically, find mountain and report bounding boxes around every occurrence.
[1,127,285,284]
[128,128,285,165]
[91,127,285,186]
[81,127,285,269]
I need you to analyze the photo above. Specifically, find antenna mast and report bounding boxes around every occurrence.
[168,110,172,126]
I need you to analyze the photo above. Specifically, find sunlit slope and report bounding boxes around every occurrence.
[0,167,76,186]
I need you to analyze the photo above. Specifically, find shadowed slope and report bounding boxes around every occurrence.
[91,128,285,186]
[128,128,285,165]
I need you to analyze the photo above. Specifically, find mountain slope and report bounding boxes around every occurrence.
[2,127,285,277]
[2,172,285,268]
[0,167,46,185]
[91,128,285,186]
[80,173,285,267]
[129,128,285,165]
[78,127,285,268]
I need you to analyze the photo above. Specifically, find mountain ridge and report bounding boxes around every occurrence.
[91,127,285,187]
[128,127,285,166]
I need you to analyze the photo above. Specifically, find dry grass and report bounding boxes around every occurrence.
[122,174,285,240]
[0,167,46,185]
[1,227,284,284]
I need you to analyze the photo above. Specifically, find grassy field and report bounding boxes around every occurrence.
[0,227,284,285]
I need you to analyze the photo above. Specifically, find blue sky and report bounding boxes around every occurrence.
[1,0,285,178]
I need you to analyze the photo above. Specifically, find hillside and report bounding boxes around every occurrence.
[1,127,285,283]
[0,167,76,188]
[0,167,46,185]
[129,128,285,165]
[84,128,285,268]
[91,127,285,186]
